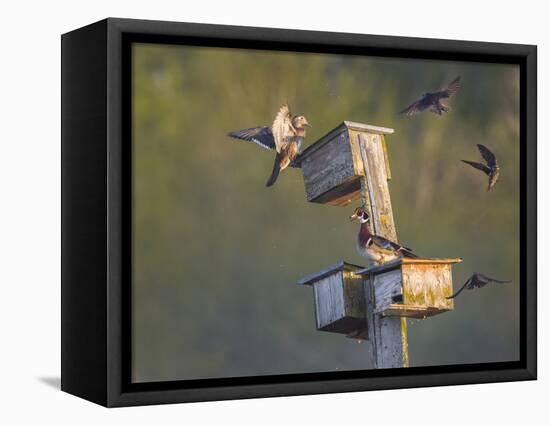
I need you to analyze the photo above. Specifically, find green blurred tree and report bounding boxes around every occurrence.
[132,44,520,382]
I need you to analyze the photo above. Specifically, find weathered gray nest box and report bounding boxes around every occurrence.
[357,258,462,318]
[297,261,366,335]
[296,121,394,207]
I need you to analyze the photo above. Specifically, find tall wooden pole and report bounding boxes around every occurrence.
[357,133,408,368]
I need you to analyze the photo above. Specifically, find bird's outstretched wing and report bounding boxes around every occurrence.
[461,160,492,175]
[272,104,294,153]
[439,75,461,98]
[475,273,512,285]
[227,126,276,151]
[477,144,497,168]
[399,97,431,115]
[447,272,511,299]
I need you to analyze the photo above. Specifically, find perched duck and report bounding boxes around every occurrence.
[447,272,511,299]
[227,104,311,187]
[461,144,500,191]
[400,75,461,116]
[350,206,417,264]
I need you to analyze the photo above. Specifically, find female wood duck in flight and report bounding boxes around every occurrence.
[461,144,500,191]
[350,206,417,264]
[227,104,311,187]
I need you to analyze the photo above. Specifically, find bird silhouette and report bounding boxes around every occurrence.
[350,206,417,264]
[461,144,500,191]
[227,104,311,187]
[447,272,511,299]
[400,76,461,116]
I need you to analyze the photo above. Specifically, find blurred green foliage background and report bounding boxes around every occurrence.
[132,43,520,383]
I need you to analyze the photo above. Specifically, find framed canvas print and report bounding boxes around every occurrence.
[61,18,537,407]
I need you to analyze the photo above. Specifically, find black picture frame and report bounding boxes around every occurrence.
[61,17,537,407]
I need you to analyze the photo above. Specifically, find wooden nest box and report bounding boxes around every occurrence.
[296,121,394,206]
[297,261,367,335]
[357,258,463,318]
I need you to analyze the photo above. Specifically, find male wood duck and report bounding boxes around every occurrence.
[227,104,311,187]
[400,76,461,116]
[446,272,511,299]
[350,206,417,264]
[461,144,500,191]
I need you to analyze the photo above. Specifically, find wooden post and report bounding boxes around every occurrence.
[357,132,407,368]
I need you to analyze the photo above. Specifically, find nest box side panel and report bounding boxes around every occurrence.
[381,135,392,181]
[312,273,345,330]
[373,269,403,314]
[302,131,357,203]
[343,270,367,319]
[311,270,368,334]
[347,129,366,177]
[402,264,454,311]
[355,132,397,241]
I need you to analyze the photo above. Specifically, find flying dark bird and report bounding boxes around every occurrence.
[400,76,461,116]
[447,272,511,299]
[227,104,311,187]
[350,206,417,264]
[461,144,500,191]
